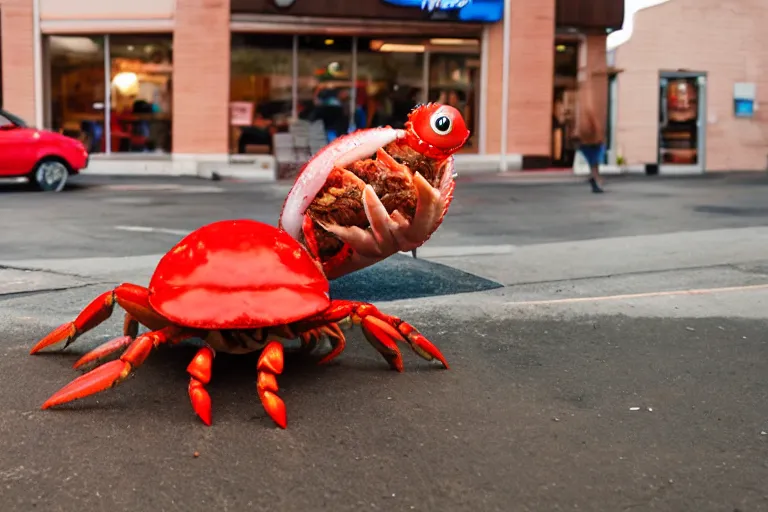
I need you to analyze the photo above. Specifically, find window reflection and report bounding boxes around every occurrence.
[355,38,423,130]
[109,35,173,153]
[428,52,480,153]
[296,36,354,142]
[230,33,293,155]
[48,35,106,153]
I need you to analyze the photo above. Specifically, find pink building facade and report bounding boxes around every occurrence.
[2,0,623,177]
[613,0,768,174]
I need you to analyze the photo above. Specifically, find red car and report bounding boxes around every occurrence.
[0,108,89,191]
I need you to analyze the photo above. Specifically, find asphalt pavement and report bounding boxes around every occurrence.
[1,172,768,511]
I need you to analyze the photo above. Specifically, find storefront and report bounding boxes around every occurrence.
[0,0,623,178]
[612,0,768,173]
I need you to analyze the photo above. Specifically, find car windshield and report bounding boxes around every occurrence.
[0,109,28,128]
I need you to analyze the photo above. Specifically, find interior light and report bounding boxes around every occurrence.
[325,38,334,45]
[556,44,566,52]
[127,45,135,51]
[377,43,426,53]
[429,38,477,46]
[112,72,139,95]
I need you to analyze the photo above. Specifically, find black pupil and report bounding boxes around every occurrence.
[435,116,451,132]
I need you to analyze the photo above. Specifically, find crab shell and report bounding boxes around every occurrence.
[149,219,330,328]
[279,103,469,280]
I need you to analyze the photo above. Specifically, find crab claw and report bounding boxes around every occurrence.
[318,160,455,279]
[279,127,406,240]
[279,119,459,280]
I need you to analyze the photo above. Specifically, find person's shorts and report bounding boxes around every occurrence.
[579,143,606,167]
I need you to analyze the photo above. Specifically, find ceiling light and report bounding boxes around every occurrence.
[377,43,425,53]
[429,38,477,46]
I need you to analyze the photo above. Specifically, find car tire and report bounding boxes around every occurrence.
[30,158,70,192]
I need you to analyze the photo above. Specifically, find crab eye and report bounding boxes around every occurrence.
[430,113,453,136]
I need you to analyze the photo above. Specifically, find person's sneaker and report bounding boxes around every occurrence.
[588,177,605,193]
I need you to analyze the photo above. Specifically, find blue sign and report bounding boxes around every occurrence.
[381,0,504,22]
[734,99,754,118]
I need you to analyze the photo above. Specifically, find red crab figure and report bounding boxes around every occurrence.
[29,220,449,428]
[29,103,470,429]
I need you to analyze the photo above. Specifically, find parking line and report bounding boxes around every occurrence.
[114,225,190,236]
[504,283,768,306]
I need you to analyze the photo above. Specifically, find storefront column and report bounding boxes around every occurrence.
[485,0,555,166]
[0,0,35,121]
[172,0,230,158]
[584,33,609,147]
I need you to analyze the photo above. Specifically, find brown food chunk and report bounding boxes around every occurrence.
[383,141,445,187]
[303,144,442,260]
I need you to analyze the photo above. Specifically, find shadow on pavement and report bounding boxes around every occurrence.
[330,253,503,302]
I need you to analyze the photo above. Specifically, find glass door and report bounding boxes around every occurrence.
[658,71,706,171]
[427,48,481,153]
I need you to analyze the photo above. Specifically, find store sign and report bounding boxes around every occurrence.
[233,0,502,22]
[381,0,503,21]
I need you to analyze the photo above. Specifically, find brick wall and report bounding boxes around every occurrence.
[615,0,768,171]
[172,0,230,156]
[0,0,34,122]
[484,0,556,159]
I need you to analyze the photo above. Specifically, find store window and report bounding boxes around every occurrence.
[48,34,172,154]
[48,36,107,153]
[228,34,483,158]
[109,35,173,153]
[296,35,354,142]
[230,33,294,155]
[356,38,424,130]
[427,51,480,153]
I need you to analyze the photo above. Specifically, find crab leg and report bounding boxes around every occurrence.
[40,326,192,410]
[256,341,287,429]
[29,283,165,354]
[72,335,134,371]
[69,312,144,371]
[124,313,139,338]
[187,346,215,426]
[298,323,346,364]
[301,300,449,372]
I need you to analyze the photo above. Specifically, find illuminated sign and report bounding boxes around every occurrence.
[381,0,503,22]
[421,0,471,10]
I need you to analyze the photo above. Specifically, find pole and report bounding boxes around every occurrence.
[499,0,511,172]
[32,0,43,128]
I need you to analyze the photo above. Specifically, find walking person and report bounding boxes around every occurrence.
[575,73,605,193]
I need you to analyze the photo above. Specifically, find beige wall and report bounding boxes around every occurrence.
[172,0,231,156]
[615,0,768,171]
[0,0,35,122]
[40,0,174,20]
[484,0,556,159]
